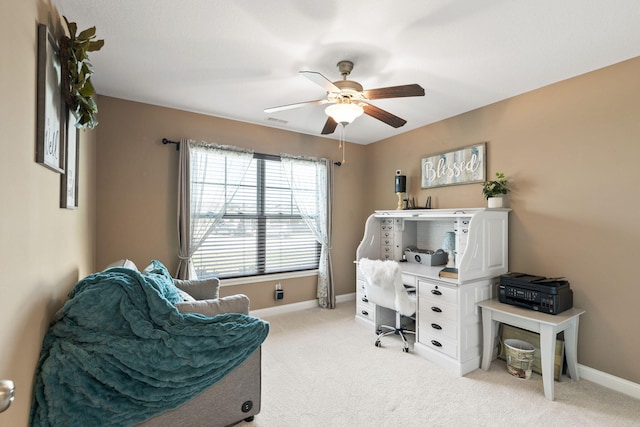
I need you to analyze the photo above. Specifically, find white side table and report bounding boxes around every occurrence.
[477,299,585,400]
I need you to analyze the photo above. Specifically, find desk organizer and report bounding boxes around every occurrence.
[404,248,447,266]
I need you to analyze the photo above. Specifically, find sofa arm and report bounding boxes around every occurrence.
[173,277,220,301]
[175,294,250,316]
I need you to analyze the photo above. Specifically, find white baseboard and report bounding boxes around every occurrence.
[578,364,640,400]
[250,293,355,318]
[251,295,639,400]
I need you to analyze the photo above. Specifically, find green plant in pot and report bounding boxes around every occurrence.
[60,16,104,129]
[482,172,510,208]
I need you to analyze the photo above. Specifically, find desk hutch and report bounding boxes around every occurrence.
[355,208,510,376]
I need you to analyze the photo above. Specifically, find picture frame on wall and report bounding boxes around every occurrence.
[421,142,486,189]
[61,112,79,209]
[36,23,65,173]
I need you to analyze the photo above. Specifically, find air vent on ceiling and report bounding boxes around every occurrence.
[266,117,288,124]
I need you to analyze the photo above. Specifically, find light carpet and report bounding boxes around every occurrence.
[246,301,639,427]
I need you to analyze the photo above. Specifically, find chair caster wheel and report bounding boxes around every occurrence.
[375,340,381,347]
[403,347,409,353]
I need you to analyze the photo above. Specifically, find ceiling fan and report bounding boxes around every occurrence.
[264,60,425,135]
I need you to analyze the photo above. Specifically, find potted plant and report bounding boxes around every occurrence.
[482,172,510,208]
[60,16,104,129]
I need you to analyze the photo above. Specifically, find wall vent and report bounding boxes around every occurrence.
[266,117,288,124]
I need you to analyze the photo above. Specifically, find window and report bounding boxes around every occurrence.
[191,149,323,279]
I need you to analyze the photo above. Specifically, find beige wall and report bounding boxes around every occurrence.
[95,97,369,308]
[96,57,640,385]
[0,1,97,425]
[366,57,640,384]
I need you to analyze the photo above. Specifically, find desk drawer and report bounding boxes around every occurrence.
[420,300,458,323]
[356,302,374,321]
[418,316,457,341]
[419,280,457,305]
[419,332,457,358]
[381,245,394,258]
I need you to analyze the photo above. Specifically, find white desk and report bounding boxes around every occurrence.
[477,299,585,400]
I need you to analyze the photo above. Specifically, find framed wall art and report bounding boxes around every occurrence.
[61,113,79,209]
[36,23,65,173]
[421,142,486,189]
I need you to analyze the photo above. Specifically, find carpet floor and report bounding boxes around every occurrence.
[246,301,639,427]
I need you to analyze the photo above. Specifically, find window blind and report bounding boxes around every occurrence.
[192,151,321,279]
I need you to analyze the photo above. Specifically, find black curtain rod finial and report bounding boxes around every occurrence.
[162,138,180,150]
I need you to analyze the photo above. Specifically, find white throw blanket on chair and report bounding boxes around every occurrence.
[358,258,415,316]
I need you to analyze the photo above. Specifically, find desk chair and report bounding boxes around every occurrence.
[358,258,416,352]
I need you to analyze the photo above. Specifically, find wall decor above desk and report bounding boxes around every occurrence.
[421,142,486,189]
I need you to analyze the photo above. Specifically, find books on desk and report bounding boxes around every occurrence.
[439,267,458,279]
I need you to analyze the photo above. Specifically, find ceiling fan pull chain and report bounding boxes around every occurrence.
[339,124,346,164]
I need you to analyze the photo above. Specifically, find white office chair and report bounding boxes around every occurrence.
[358,258,416,352]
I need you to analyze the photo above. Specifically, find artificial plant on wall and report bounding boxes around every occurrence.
[60,16,104,129]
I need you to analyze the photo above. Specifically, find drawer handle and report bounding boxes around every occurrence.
[431,306,442,313]
[431,323,442,330]
[431,289,442,296]
[362,297,368,303]
[361,310,369,316]
[431,340,442,347]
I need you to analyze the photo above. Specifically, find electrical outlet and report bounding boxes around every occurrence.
[274,283,284,300]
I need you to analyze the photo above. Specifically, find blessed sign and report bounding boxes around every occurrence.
[421,143,486,189]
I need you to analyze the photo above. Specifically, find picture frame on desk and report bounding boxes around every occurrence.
[421,142,486,189]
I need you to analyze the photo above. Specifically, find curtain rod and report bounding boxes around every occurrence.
[161,137,341,166]
[162,138,180,150]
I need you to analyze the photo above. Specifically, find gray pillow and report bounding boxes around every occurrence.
[173,277,220,301]
[175,294,250,316]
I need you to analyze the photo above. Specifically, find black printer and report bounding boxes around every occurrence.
[498,272,573,315]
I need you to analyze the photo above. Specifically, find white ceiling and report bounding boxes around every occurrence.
[54,0,640,145]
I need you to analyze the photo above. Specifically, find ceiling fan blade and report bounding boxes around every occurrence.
[300,71,341,93]
[264,99,329,113]
[321,117,338,135]
[362,103,407,128]
[363,84,425,100]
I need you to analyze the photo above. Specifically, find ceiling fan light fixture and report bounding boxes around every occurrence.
[325,102,364,125]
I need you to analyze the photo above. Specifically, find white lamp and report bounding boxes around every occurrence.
[442,232,456,268]
[325,101,364,125]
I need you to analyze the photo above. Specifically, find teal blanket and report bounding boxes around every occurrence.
[30,262,269,426]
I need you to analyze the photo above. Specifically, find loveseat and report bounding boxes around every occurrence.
[141,276,263,426]
[30,259,267,427]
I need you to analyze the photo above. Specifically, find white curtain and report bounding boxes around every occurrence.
[281,155,335,308]
[176,140,254,279]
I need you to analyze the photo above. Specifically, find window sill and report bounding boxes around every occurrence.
[219,269,318,287]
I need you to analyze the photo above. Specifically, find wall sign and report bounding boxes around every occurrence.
[36,23,65,173]
[421,142,486,189]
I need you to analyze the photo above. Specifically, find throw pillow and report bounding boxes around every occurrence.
[142,260,183,304]
[104,259,138,271]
